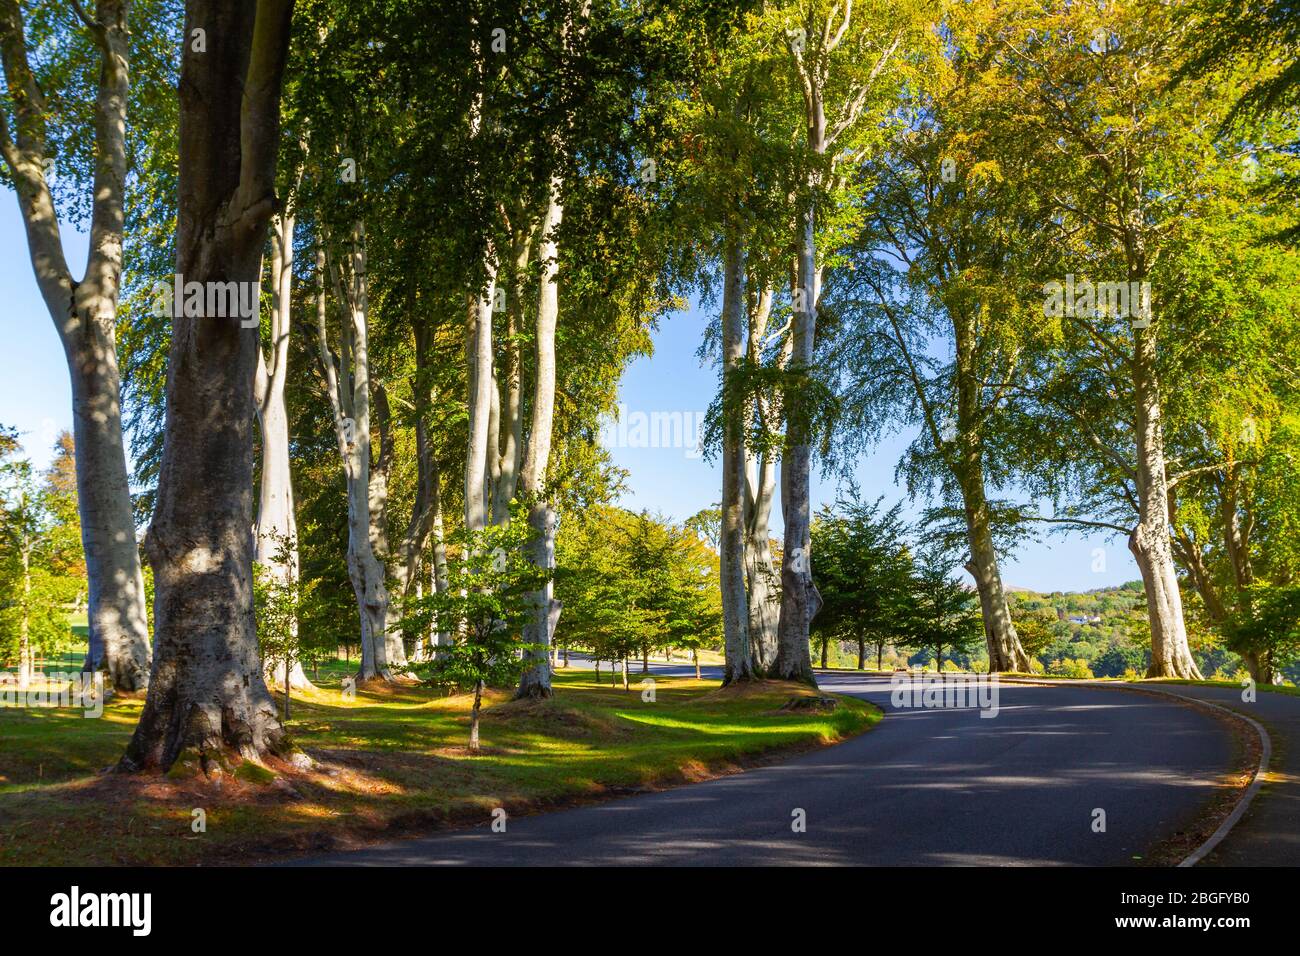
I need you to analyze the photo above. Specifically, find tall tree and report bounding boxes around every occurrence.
[121,0,295,773]
[0,0,151,690]
[771,0,933,684]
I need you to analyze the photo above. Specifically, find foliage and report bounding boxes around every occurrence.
[811,492,915,667]
[403,515,548,693]
[556,505,721,673]
[1224,584,1300,677]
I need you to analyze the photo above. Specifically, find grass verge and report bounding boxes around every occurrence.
[0,670,879,865]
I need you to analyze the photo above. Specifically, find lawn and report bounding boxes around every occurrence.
[1141,677,1300,697]
[0,668,879,865]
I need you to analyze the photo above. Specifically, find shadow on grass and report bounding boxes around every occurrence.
[0,672,878,865]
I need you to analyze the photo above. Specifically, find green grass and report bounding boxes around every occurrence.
[1001,673,1298,695]
[0,670,878,865]
[1140,677,1299,697]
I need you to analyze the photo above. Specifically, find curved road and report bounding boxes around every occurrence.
[296,668,1235,866]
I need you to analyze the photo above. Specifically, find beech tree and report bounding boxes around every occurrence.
[833,15,1041,671]
[0,0,154,690]
[769,0,935,684]
[121,0,296,773]
[990,0,1296,677]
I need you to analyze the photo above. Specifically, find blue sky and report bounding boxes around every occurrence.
[0,212,1139,592]
[602,300,1141,593]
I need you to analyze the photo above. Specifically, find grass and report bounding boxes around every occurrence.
[0,669,879,866]
[1140,677,1299,697]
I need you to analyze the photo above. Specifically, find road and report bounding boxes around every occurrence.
[296,667,1238,866]
[1133,681,1297,867]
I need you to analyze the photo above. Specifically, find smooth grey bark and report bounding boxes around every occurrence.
[367,384,408,670]
[464,266,497,535]
[121,0,295,773]
[515,3,589,698]
[774,9,901,686]
[773,202,821,685]
[515,179,563,699]
[490,223,529,524]
[317,238,392,682]
[743,285,781,672]
[719,233,754,684]
[255,210,312,690]
[429,465,450,648]
[0,0,150,691]
[1131,324,1201,679]
[949,302,1032,673]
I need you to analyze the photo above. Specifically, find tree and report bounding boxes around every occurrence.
[255,156,313,691]
[0,432,82,685]
[254,532,313,721]
[314,235,396,682]
[401,509,549,750]
[1224,584,1300,686]
[121,0,296,774]
[981,0,1295,677]
[833,4,1042,671]
[811,495,914,670]
[0,0,154,690]
[770,0,936,685]
[904,550,984,672]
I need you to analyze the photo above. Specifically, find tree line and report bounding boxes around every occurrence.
[0,0,1296,773]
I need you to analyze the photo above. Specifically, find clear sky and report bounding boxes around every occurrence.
[0,211,1139,592]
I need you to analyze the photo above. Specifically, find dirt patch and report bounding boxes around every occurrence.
[479,697,627,738]
[690,679,820,703]
[776,695,839,714]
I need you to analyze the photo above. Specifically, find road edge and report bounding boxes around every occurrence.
[1001,677,1271,867]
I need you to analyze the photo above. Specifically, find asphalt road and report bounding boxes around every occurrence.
[1136,681,1297,867]
[296,666,1236,866]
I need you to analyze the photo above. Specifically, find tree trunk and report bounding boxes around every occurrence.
[963,515,1031,672]
[0,0,151,691]
[952,300,1031,674]
[515,177,563,700]
[491,225,528,524]
[464,267,497,536]
[773,203,821,686]
[368,384,407,671]
[1131,327,1201,679]
[255,211,312,692]
[744,463,780,672]
[693,650,700,680]
[469,678,483,752]
[429,467,450,648]
[744,285,783,672]
[316,241,392,682]
[383,321,439,655]
[18,534,31,688]
[857,639,865,670]
[120,0,295,774]
[720,233,754,684]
